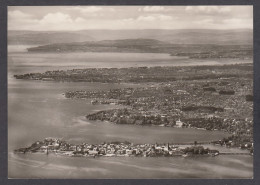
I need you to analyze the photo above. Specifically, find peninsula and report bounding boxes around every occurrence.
[25,38,252,60]
[14,63,252,83]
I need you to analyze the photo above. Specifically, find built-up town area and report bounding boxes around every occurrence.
[15,137,222,157]
[14,63,254,155]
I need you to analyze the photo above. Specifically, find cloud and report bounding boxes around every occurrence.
[66,6,115,14]
[222,18,252,29]
[139,6,165,12]
[8,10,38,30]
[8,6,252,30]
[191,17,252,29]
[75,17,86,23]
[137,15,173,21]
[8,10,33,20]
[157,15,173,21]
[40,12,73,24]
[8,11,88,31]
[185,6,231,14]
[194,18,214,25]
[115,14,175,30]
[137,15,156,21]
[70,6,103,13]
[36,13,93,30]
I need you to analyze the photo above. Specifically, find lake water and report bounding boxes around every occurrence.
[8,46,253,178]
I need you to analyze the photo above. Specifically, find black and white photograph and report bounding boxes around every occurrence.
[7,5,253,179]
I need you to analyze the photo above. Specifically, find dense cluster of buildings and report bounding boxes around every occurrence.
[80,79,252,123]
[81,77,253,150]
[14,138,220,157]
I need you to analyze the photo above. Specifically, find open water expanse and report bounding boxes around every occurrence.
[8,46,253,178]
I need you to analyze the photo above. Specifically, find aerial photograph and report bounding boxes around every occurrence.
[8,6,253,178]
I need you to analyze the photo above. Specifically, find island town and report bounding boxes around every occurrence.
[14,137,253,158]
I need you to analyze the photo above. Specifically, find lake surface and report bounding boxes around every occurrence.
[8,45,252,75]
[8,47,253,178]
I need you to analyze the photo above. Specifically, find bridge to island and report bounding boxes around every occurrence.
[219,152,251,155]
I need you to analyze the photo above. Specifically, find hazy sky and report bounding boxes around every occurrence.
[8,6,253,31]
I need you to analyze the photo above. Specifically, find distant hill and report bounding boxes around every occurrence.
[93,38,168,46]
[26,38,170,53]
[80,29,253,45]
[9,29,253,45]
[8,31,95,45]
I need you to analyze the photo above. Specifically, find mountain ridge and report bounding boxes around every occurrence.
[9,29,253,45]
